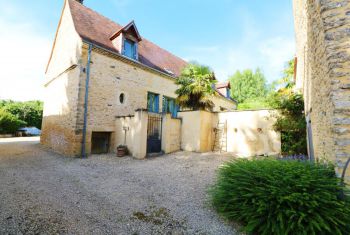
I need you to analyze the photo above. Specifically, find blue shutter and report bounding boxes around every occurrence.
[147,93,152,111]
[162,96,167,113]
[133,43,138,60]
[172,104,179,118]
[169,99,174,114]
[154,94,159,113]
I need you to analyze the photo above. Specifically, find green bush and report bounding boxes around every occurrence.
[210,159,350,235]
[2,100,43,129]
[269,91,307,155]
[237,97,271,110]
[0,109,26,134]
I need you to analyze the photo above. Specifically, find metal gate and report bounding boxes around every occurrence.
[147,113,162,153]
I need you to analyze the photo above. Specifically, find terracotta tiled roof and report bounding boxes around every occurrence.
[68,0,187,77]
[215,81,230,89]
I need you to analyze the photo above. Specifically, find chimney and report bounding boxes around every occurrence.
[76,0,84,4]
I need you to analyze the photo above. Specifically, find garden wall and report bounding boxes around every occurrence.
[161,114,181,154]
[115,110,148,159]
[178,110,281,156]
[217,110,281,156]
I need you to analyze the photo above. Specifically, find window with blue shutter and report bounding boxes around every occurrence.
[162,96,178,118]
[226,88,231,98]
[147,92,159,113]
[123,38,136,59]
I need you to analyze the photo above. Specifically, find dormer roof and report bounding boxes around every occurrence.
[68,0,187,77]
[110,21,142,41]
[215,81,231,89]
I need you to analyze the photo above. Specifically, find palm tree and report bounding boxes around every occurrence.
[175,62,217,111]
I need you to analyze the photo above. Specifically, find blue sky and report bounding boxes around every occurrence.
[0,0,295,101]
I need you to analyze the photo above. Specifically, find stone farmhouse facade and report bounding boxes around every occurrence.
[42,0,237,157]
[293,0,350,181]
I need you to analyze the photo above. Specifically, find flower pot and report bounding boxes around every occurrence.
[117,146,127,157]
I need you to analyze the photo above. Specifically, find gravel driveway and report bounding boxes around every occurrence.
[0,137,238,235]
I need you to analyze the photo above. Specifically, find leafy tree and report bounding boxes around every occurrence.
[236,97,271,110]
[0,100,9,108]
[268,58,307,155]
[229,68,269,103]
[271,58,295,90]
[1,100,43,129]
[0,109,26,134]
[175,62,216,111]
[269,90,307,155]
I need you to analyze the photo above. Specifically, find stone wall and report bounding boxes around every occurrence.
[115,110,148,159]
[178,110,281,156]
[41,68,82,155]
[293,0,350,181]
[161,114,181,154]
[217,110,281,156]
[178,110,217,152]
[178,111,202,152]
[41,0,83,156]
[200,111,217,151]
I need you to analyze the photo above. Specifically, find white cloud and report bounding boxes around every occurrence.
[0,15,51,101]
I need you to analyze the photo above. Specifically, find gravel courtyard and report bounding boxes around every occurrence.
[0,137,238,235]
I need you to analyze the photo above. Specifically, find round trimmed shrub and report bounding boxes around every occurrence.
[210,159,350,234]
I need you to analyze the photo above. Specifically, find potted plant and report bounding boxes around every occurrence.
[117,145,128,157]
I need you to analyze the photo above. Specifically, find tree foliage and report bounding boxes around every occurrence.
[229,68,269,103]
[175,62,216,111]
[0,109,26,134]
[271,58,295,90]
[236,97,271,110]
[0,100,43,131]
[267,59,307,155]
[269,90,307,155]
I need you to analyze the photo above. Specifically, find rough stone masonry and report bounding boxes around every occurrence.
[293,0,350,182]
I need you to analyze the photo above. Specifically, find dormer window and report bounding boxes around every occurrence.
[215,81,231,99]
[110,21,142,61]
[226,88,231,98]
[123,38,137,59]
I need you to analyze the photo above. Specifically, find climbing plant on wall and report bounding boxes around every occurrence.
[269,89,307,155]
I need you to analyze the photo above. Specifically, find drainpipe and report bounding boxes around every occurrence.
[305,113,314,162]
[81,43,93,158]
[341,158,350,183]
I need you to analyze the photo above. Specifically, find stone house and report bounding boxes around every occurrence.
[42,0,237,157]
[293,0,350,181]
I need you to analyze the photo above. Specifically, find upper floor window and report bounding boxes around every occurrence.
[110,21,142,60]
[226,88,231,98]
[123,38,137,60]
